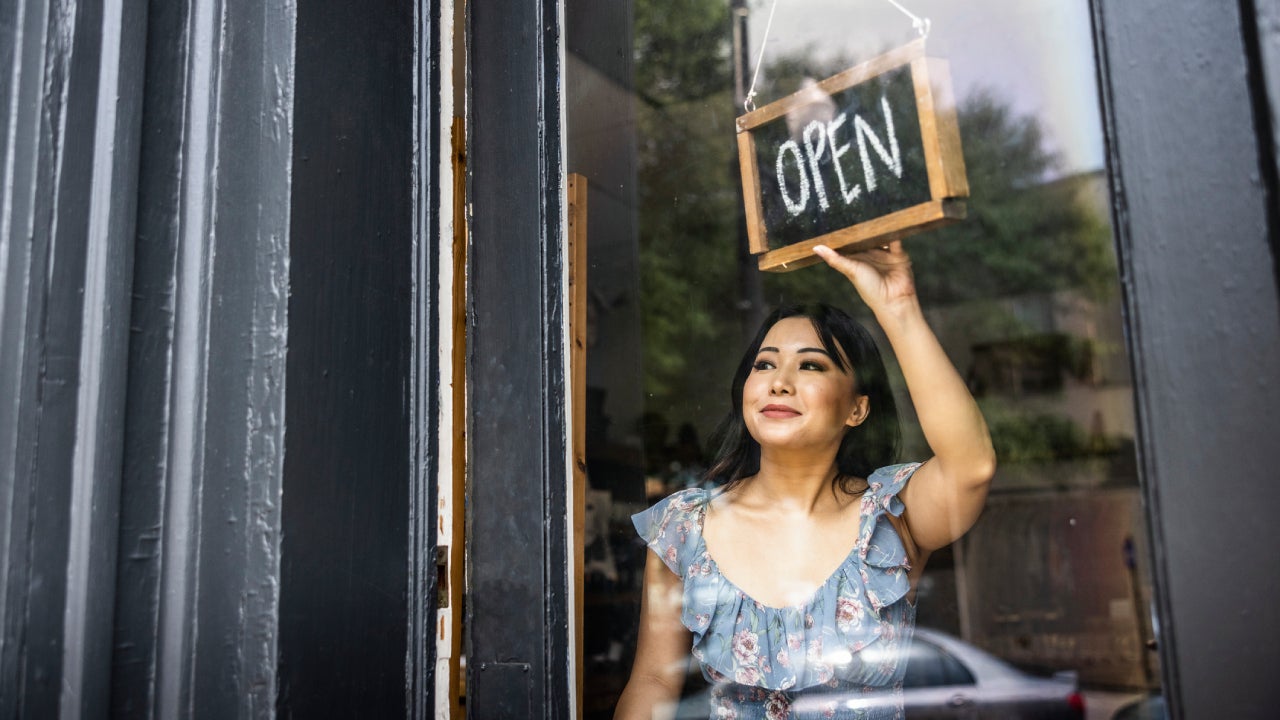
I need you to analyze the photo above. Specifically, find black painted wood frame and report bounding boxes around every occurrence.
[1092,1,1280,718]
[0,0,146,715]
[466,0,572,717]
[112,1,295,716]
[2,0,442,716]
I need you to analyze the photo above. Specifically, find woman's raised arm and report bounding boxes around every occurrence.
[814,242,996,552]
[614,551,692,720]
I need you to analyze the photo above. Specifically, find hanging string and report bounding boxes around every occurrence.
[742,0,932,113]
[883,0,931,38]
[743,0,779,113]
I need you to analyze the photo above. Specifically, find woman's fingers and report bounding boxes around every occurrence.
[812,244,861,280]
[813,243,901,279]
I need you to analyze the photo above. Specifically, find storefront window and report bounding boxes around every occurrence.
[567,1,1159,716]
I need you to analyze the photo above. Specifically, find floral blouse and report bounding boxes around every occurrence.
[631,463,923,720]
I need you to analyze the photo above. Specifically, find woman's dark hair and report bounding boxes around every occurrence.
[702,303,901,495]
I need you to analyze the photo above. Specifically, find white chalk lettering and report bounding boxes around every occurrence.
[826,113,862,204]
[776,140,810,215]
[854,96,902,192]
[802,120,831,211]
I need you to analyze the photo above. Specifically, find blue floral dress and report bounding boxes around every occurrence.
[631,463,923,720]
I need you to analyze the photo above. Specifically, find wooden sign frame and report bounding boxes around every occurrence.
[736,38,968,272]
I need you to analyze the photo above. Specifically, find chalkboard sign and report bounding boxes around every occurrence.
[737,39,968,272]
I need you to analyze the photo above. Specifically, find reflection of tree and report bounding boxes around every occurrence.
[910,90,1116,304]
[635,0,739,408]
[635,30,1119,452]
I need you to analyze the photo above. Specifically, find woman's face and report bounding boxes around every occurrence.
[741,317,866,456]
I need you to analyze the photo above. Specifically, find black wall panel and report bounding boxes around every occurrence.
[1093,1,1280,717]
[279,0,415,716]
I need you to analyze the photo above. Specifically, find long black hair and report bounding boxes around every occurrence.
[702,303,901,495]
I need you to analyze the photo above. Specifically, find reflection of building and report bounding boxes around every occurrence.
[960,491,1158,688]
[896,170,1153,688]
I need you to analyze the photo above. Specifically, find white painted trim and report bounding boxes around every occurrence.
[556,0,577,716]
[433,0,458,717]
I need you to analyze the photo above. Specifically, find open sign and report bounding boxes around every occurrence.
[736,39,968,272]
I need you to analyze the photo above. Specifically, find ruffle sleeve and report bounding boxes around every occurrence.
[631,488,709,577]
[858,462,922,612]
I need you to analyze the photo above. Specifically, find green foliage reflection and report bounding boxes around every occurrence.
[633,15,1120,468]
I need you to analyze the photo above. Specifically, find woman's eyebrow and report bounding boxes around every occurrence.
[756,346,833,358]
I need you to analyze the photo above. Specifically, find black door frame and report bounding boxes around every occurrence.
[1092,1,1280,717]
[465,0,573,716]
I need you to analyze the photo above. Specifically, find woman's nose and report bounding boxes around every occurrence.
[769,374,793,395]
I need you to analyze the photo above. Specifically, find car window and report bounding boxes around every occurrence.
[902,640,976,688]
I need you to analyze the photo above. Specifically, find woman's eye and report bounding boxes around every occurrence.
[801,361,826,371]
[752,360,773,371]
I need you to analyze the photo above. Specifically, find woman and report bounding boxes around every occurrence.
[615,243,996,719]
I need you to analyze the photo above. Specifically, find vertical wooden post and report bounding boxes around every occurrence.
[449,114,468,717]
[566,173,588,720]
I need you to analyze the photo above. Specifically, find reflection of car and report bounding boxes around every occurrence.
[1111,694,1165,720]
[675,628,1085,719]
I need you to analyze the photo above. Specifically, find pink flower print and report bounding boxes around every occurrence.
[835,595,862,632]
[776,648,790,668]
[665,546,679,566]
[712,700,738,720]
[764,692,791,720]
[806,638,823,662]
[732,629,760,665]
[676,521,690,544]
[804,613,814,629]
[822,701,837,718]
[815,663,834,683]
[786,634,802,651]
[865,587,882,609]
[694,613,710,630]
[733,665,761,686]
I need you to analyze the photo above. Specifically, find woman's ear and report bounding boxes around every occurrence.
[845,395,870,427]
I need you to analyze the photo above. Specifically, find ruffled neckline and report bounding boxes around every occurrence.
[632,463,923,692]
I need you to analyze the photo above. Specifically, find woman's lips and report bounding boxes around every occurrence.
[761,404,801,418]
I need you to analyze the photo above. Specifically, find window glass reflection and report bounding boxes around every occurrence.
[568,1,1159,717]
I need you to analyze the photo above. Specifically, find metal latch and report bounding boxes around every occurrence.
[436,545,449,608]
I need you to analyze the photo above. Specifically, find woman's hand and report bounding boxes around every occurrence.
[812,241,918,319]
